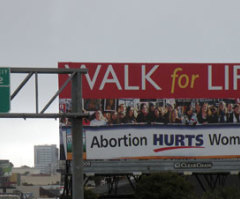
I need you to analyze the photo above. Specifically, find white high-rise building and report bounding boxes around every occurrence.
[34,145,58,174]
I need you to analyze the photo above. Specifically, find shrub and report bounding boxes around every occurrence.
[84,188,98,199]
[135,172,195,199]
[201,186,240,199]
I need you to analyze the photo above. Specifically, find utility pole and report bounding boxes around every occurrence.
[71,72,84,199]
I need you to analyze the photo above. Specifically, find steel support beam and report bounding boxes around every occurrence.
[71,72,84,199]
[10,67,87,74]
[35,72,39,113]
[0,113,89,119]
[11,72,34,100]
[40,72,76,114]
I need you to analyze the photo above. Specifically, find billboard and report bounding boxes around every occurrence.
[86,124,240,160]
[59,63,240,99]
[58,63,240,161]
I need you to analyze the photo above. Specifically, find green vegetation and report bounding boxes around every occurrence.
[201,186,240,199]
[84,188,98,199]
[135,172,195,199]
[134,173,240,199]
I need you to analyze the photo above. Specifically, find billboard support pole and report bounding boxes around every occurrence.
[71,72,84,199]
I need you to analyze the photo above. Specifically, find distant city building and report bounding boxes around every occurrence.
[21,173,61,186]
[34,145,58,174]
[12,165,41,175]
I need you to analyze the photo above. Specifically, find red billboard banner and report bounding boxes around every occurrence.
[58,62,240,99]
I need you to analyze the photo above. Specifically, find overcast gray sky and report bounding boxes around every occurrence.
[1,0,240,167]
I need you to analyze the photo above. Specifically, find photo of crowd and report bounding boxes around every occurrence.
[59,98,240,126]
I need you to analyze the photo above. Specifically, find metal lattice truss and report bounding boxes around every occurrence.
[0,67,88,119]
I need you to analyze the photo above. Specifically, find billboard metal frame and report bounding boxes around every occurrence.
[82,159,240,175]
[58,62,240,196]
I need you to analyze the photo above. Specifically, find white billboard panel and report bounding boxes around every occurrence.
[86,124,240,160]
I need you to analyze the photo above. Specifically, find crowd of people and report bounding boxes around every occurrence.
[88,101,240,126]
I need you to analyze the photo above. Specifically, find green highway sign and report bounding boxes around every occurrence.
[0,68,10,112]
